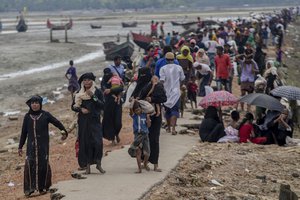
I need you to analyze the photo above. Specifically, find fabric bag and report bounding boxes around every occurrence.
[138,100,154,114]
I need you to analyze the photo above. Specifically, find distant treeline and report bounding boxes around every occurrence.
[0,0,298,12]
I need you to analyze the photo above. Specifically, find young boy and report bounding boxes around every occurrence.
[131,101,151,173]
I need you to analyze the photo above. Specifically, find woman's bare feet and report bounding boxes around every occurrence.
[96,165,106,174]
[135,169,142,173]
[85,164,91,174]
[116,136,121,143]
[154,164,162,172]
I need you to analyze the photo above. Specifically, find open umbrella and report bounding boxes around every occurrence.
[270,86,300,100]
[239,93,284,112]
[199,91,238,108]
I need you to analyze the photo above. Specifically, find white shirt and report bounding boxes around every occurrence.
[205,40,218,53]
[193,62,211,75]
[159,63,185,108]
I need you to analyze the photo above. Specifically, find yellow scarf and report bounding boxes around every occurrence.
[176,45,193,63]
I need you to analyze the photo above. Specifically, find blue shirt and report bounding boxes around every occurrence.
[165,35,171,46]
[154,58,179,78]
[108,64,125,79]
[132,113,149,134]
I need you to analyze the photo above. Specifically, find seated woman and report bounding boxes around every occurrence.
[199,106,225,142]
[239,112,267,144]
[270,108,294,146]
[218,110,240,143]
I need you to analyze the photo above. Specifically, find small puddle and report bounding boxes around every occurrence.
[0,49,104,81]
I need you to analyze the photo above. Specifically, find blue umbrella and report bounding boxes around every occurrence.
[239,93,284,112]
[271,86,300,100]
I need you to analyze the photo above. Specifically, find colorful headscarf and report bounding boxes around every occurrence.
[176,45,193,63]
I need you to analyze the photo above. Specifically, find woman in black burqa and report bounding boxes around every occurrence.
[72,72,105,174]
[18,95,68,197]
[133,67,167,171]
[199,106,225,142]
[101,68,124,145]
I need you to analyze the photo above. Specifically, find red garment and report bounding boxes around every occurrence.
[239,123,253,143]
[187,82,198,92]
[215,54,231,79]
[239,123,266,144]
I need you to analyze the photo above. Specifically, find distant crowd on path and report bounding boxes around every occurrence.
[17,6,300,197]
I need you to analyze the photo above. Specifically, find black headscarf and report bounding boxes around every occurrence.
[204,106,220,123]
[26,95,43,115]
[131,67,152,98]
[101,68,113,91]
[78,72,96,85]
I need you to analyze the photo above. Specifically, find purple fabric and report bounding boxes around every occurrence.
[66,66,79,92]
[239,61,258,82]
[66,66,77,79]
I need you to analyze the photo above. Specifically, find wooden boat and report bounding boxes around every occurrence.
[171,21,197,26]
[121,21,137,28]
[131,32,152,50]
[103,40,134,61]
[16,18,27,32]
[47,19,73,30]
[90,24,102,29]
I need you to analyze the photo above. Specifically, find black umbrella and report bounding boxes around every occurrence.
[270,86,300,100]
[239,93,284,112]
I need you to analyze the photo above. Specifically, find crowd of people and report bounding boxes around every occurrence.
[17,6,300,197]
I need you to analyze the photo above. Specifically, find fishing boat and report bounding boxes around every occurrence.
[47,19,73,30]
[171,21,197,30]
[103,40,134,61]
[16,18,28,32]
[171,21,197,26]
[121,21,138,28]
[131,32,152,50]
[90,24,102,29]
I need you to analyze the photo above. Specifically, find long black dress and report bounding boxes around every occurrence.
[199,106,225,142]
[73,88,105,168]
[139,82,167,165]
[19,111,66,194]
[101,68,124,142]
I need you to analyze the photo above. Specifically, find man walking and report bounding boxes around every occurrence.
[159,52,185,135]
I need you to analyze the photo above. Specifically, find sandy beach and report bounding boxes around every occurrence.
[0,8,299,200]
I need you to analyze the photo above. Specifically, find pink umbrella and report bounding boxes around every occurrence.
[199,91,238,108]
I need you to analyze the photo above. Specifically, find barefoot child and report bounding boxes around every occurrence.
[187,76,198,109]
[130,100,151,173]
[107,73,124,104]
[147,75,161,116]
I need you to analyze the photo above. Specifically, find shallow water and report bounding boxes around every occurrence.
[0,49,104,81]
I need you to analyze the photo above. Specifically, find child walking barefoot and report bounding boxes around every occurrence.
[131,101,151,173]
